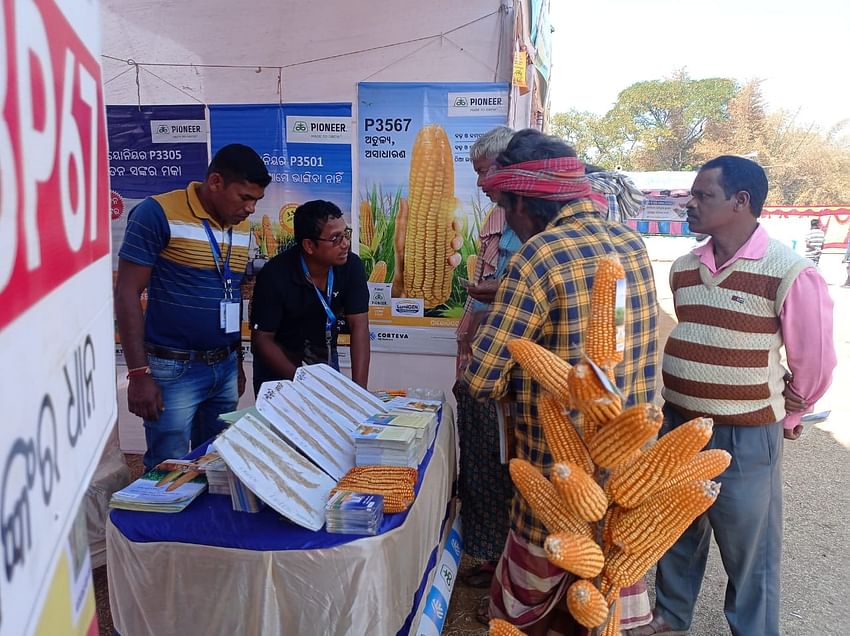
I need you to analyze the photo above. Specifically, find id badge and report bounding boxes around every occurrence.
[221,300,241,333]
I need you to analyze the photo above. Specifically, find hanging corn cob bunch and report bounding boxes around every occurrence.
[490,256,730,636]
[403,125,458,308]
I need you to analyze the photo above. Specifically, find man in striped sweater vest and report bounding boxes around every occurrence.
[630,156,836,636]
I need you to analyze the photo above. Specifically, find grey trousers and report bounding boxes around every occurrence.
[654,406,783,636]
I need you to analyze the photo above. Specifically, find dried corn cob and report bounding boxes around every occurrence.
[359,200,374,247]
[404,125,456,307]
[566,579,609,628]
[600,599,620,636]
[543,532,605,578]
[488,618,525,636]
[608,417,714,508]
[368,260,388,283]
[588,404,663,470]
[507,339,573,405]
[585,256,626,370]
[663,449,731,490]
[509,459,593,537]
[346,466,417,483]
[567,361,621,430]
[602,504,623,547]
[539,394,592,473]
[550,462,608,522]
[391,197,409,298]
[611,480,720,555]
[467,254,479,283]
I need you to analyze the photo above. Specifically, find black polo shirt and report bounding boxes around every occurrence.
[250,246,369,385]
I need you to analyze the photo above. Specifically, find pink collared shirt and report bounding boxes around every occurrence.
[691,225,836,429]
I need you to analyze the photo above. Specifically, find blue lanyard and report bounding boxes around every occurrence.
[300,254,336,326]
[202,220,234,299]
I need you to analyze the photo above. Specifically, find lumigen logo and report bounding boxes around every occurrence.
[292,121,308,132]
[453,97,468,107]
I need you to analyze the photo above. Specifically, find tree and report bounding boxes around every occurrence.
[548,69,737,171]
[697,80,850,205]
[605,70,737,170]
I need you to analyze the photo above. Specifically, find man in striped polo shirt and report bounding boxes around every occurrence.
[630,156,836,636]
[115,144,271,470]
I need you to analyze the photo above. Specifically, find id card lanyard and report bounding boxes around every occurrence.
[300,254,335,366]
[202,220,240,334]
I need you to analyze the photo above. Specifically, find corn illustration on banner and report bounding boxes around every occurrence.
[357,82,509,355]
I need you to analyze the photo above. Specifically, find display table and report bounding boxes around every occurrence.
[106,409,457,636]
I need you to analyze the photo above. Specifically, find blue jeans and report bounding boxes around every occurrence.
[655,405,783,636]
[143,351,238,470]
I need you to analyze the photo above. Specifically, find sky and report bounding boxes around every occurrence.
[548,0,850,131]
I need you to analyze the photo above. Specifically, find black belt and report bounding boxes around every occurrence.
[145,342,239,365]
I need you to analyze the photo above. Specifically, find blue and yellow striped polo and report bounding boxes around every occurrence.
[119,182,251,350]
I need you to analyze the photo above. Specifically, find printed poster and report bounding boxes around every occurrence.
[107,104,210,270]
[209,103,353,261]
[1,0,116,633]
[357,82,509,354]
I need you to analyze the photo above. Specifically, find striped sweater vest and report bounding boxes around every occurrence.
[661,239,811,426]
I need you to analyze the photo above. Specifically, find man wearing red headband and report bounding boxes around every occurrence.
[461,129,658,635]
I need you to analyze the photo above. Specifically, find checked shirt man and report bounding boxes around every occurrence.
[462,130,658,635]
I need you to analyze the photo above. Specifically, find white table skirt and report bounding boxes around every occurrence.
[107,410,457,636]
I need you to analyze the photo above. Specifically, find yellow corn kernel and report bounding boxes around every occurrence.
[550,462,608,522]
[611,480,720,555]
[602,505,623,548]
[603,481,721,588]
[404,125,456,308]
[539,394,592,473]
[368,260,388,283]
[543,532,605,579]
[467,254,479,283]
[566,580,609,628]
[664,449,731,490]
[488,618,525,636]
[391,197,409,298]
[608,417,714,508]
[567,362,622,430]
[599,599,620,636]
[509,459,592,537]
[588,404,663,470]
[359,200,374,247]
[585,256,626,370]
[506,339,573,406]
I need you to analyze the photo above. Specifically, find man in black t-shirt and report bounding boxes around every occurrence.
[250,200,370,395]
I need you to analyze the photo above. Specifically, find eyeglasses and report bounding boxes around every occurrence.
[312,227,352,247]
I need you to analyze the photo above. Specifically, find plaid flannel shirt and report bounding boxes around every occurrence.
[462,198,658,546]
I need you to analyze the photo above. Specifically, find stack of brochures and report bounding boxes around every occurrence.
[109,470,207,513]
[325,491,384,535]
[360,410,436,465]
[352,421,419,467]
[203,456,231,496]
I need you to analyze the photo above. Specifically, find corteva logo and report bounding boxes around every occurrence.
[371,332,410,340]
[292,121,308,132]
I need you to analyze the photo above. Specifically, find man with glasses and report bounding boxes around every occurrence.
[250,200,370,395]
